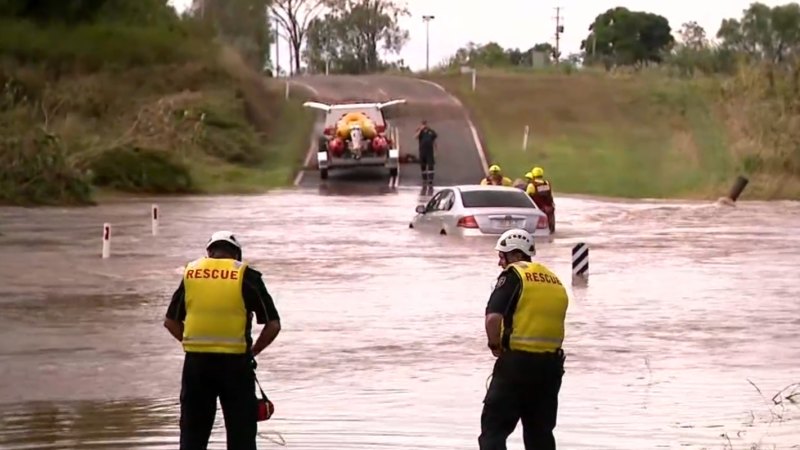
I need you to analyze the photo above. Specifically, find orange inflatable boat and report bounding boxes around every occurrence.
[335,112,377,139]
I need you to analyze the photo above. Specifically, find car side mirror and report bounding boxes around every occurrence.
[415,205,426,214]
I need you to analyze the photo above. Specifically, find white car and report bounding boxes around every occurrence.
[303,100,406,180]
[409,185,551,237]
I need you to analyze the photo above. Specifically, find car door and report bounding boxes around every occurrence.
[428,189,454,232]
[417,191,446,231]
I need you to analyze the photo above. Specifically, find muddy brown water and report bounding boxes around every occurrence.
[1,188,799,449]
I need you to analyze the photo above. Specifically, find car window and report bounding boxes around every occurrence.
[460,190,536,208]
[436,190,454,211]
[325,107,384,128]
[425,191,445,212]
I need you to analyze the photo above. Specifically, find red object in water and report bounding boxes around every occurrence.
[328,138,345,157]
[257,398,275,422]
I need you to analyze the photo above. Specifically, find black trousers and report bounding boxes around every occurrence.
[180,352,258,450]
[478,349,565,450]
[418,147,435,182]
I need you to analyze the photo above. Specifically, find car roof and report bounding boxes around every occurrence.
[449,184,525,193]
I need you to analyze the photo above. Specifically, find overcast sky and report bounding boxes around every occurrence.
[168,0,784,71]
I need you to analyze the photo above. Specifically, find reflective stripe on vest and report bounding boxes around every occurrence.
[504,261,569,353]
[182,257,248,354]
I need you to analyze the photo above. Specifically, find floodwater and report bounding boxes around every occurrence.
[0,186,799,449]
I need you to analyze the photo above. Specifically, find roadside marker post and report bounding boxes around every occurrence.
[102,223,111,259]
[151,204,159,236]
[572,242,588,285]
[523,125,530,151]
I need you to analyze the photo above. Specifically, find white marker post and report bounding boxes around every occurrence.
[285,81,290,100]
[102,223,111,259]
[572,242,588,285]
[471,69,477,92]
[151,204,159,236]
[522,125,530,151]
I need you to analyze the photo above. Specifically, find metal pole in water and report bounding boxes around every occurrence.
[151,204,159,236]
[572,242,588,285]
[727,175,749,202]
[102,223,111,259]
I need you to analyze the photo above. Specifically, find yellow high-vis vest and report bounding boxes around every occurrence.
[504,261,569,353]
[182,257,248,354]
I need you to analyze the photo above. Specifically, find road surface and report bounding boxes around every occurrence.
[290,74,487,189]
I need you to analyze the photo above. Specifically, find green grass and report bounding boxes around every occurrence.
[423,69,744,199]
[0,19,314,206]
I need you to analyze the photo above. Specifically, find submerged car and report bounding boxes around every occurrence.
[409,185,551,237]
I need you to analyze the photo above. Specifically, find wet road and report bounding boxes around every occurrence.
[291,75,485,188]
[0,189,799,449]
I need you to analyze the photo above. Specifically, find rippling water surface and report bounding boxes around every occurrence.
[1,187,799,449]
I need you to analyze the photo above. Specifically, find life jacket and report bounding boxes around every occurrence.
[182,257,248,354]
[501,261,569,353]
[481,176,512,186]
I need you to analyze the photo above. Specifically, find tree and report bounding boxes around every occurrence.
[304,0,409,74]
[679,21,708,50]
[580,7,674,68]
[271,0,334,74]
[716,2,800,64]
[194,0,273,71]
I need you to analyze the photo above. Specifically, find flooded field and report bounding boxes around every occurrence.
[0,187,798,449]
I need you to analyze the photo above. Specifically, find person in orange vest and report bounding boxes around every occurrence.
[164,231,282,450]
[526,166,555,232]
[481,165,513,186]
[479,229,569,450]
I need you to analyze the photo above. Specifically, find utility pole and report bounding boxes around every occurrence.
[423,15,435,72]
[553,7,564,65]
[274,16,280,77]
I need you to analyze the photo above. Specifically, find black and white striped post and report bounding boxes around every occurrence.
[572,242,588,285]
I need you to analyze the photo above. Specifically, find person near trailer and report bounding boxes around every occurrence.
[479,229,569,450]
[164,231,282,450]
[415,119,438,185]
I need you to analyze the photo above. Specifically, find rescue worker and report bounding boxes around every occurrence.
[414,119,438,185]
[481,165,513,186]
[164,231,282,450]
[512,172,534,190]
[479,228,569,450]
[526,166,555,232]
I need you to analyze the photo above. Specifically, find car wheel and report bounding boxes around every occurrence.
[440,229,447,235]
[320,169,328,180]
[409,223,413,229]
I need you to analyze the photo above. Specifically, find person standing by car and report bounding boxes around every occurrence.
[479,229,569,450]
[164,231,282,450]
[481,165,513,186]
[513,172,533,190]
[526,166,555,232]
[415,119,438,185]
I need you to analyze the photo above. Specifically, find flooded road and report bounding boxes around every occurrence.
[1,188,799,449]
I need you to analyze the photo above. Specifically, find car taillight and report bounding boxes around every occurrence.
[375,124,386,133]
[536,216,548,229]
[457,216,479,228]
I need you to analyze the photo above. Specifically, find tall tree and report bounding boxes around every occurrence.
[304,0,409,74]
[716,2,800,64]
[580,7,674,68]
[270,0,334,74]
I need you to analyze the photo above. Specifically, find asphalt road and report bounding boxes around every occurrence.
[290,74,487,189]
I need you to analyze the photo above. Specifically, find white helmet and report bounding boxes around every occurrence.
[495,228,535,256]
[206,230,242,251]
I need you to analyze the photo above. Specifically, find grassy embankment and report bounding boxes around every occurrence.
[424,67,800,200]
[0,19,315,206]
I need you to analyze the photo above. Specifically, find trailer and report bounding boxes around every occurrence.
[303,99,406,180]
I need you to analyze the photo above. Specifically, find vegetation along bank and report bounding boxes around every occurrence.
[0,0,314,206]
[423,3,800,200]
